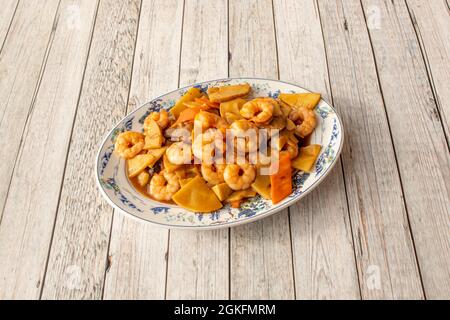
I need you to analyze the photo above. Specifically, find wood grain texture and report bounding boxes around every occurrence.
[0,0,59,221]
[0,0,98,300]
[0,0,446,301]
[165,0,229,300]
[273,0,360,300]
[41,0,141,300]
[229,0,295,300]
[0,0,18,50]
[406,0,450,143]
[318,0,423,299]
[103,0,183,300]
[361,0,450,299]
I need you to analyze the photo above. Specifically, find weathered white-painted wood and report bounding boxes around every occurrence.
[318,0,424,299]
[406,0,450,142]
[0,0,18,50]
[0,0,60,221]
[165,0,229,300]
[229,0,295,300]
[41,0,141,300]
[0,0,98,300]
[103,0,183,300]
[273,0,360,300]
[361,0,450,299]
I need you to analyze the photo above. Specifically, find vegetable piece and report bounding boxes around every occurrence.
[220,98,247,118]
[290,134,299,144]
[275,130,293,150]
[226,189,257,202]
[269,116,286,130]
[208,83,251,103]
[231,200,242,209]
[195,97,220,109]
[163,154,182,173]
[279,93,321,110]
[174,169,186,179]
[179,178,193,188]
[270,152,292,204]
[147,147,167,167]
[291,145,322,173]
[127,154,155,178]
[184,165,201,178]
[286,118,296,131]
[278,100,292,117]
[172,176,223,212]
[184,101,209,110]
[212,183,233,201]
[251,174,271,200]
[171,87,203,118]
[174,165,200,180]
[225,112,243,124]
[144,119,163,149]
[137,171,150,187]
[170,107,201,128]
[272,101,283,116]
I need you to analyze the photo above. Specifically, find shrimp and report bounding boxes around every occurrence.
[229,119,259,155]
[146,110,170,129]
[240,98,276,123]
[194,111,228,131]
[230,119,255,132]
[289,107,317,138]
[166,141,192,165]
[114,131,145,159]
[282,139,299,159]
[224,164,256,191]
[201,163,226,185]
[192,129,226,164]
[149,171,180,201]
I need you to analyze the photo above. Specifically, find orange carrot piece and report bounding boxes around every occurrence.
[171,107,201,127]
[270,152,292,204]
[231,200,242,209]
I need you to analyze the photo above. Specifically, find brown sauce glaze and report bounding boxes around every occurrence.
[127,166,176,205]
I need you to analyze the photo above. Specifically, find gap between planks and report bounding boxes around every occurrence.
[0,0,20,55]
[0,0,100,299]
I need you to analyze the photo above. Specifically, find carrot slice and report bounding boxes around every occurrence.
[270,152,293,204]
[231,200,242,209]
[170,107,201,128]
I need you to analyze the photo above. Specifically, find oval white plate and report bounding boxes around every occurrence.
[96,78,344,230]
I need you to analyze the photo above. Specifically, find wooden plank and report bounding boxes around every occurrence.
[360,0,450,299]
[318,0,424,299]
[0,0,19,50]
[0,0,60,222]
[406,0,450,142]
[229,0,295,300]
[0,0,98,300]
[103,0,183,300]
[41,0,141,300]
[273,0,360,299]
[165,0,229,300]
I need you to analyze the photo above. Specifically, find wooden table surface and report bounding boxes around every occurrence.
[0,0,448,300]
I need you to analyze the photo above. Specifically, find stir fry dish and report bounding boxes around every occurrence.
[114,83,323,213]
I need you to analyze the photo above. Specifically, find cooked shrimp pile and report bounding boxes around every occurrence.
[114,83,323,213]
